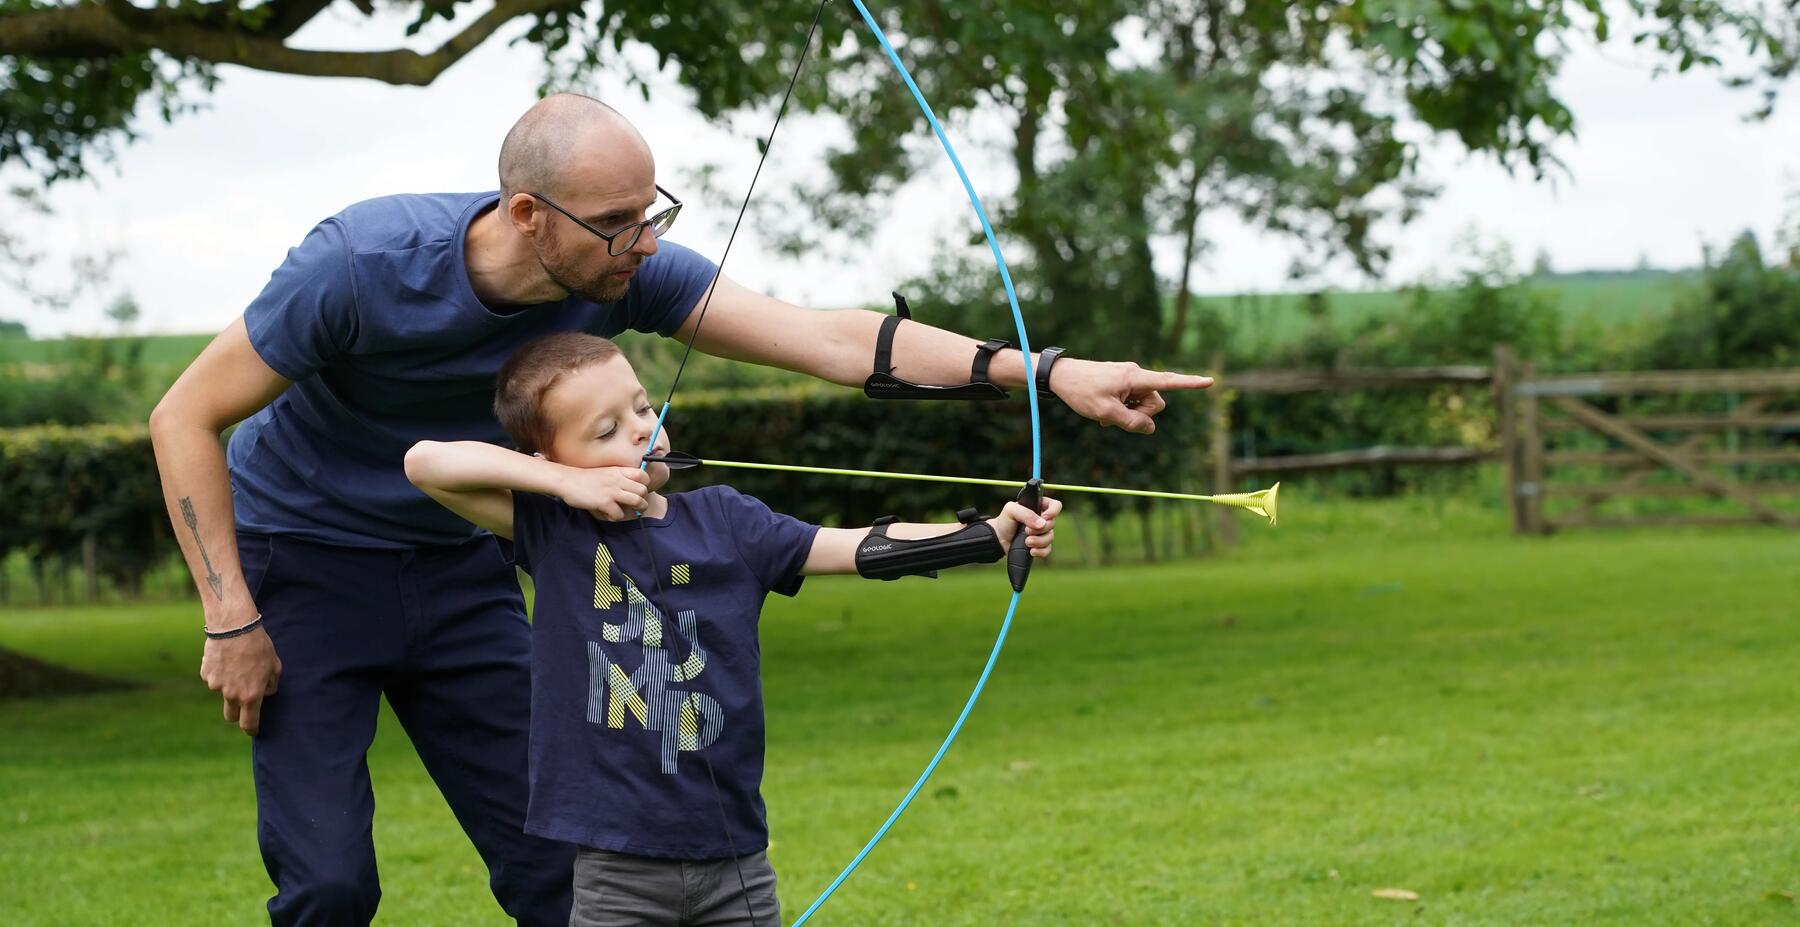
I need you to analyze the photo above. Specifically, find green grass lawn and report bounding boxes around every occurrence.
[3,496,1798,925]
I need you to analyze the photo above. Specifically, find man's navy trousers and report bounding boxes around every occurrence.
[237,531,573,926]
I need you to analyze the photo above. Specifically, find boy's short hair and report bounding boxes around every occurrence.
[495,332,624,454]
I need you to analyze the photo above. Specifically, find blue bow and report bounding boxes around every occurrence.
[788,2,1044,922]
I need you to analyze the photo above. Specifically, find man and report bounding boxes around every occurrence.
[148,93,1212,926]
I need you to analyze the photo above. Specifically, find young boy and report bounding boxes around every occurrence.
[403,332,1059,927]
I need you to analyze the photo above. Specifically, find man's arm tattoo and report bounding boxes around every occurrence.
[178,496,225,602]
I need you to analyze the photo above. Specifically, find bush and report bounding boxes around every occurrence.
[0,425,174,600]
[1642,232,1800,370]
[1214,254,1563,496]
[0,336,151,427]
[0,393,1208,603]
[665,385,1204,526]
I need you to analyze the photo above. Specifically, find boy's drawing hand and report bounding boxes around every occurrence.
[556,466,651,521]
[990,496,1061,559]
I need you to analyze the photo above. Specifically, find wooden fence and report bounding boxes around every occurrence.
[1208,349,1800,542]
[1493,347,1800,533]
[1206,354,1498,546]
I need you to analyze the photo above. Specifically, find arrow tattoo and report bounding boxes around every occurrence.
[178,496,225,602]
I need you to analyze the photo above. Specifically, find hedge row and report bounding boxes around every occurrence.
[667,386,1205,524]
[0,392,1207,599]
[0,425,175,598]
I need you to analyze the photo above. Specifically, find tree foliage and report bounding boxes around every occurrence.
[4,1,1794,336]
[761,0,1794,366]
[1643,231,1800,369]
[1,0,847,182]
[0,185,120,326]
[4,1,1790,186]
[0,335,149,426]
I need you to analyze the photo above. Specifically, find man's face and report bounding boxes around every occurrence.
[540,354,672,490]
[533,151,662,304]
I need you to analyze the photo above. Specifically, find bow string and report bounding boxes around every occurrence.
[633,2,1044,923]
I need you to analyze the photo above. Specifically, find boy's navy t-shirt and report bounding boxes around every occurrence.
[510,485,820,858]
[226,191,718,548]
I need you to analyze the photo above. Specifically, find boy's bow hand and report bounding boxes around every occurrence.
[991,496,1061,560]
[556,465,651,521]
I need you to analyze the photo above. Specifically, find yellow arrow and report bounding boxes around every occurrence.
[647,455,1279,526]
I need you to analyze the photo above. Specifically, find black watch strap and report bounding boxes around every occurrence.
[1035,346,1066,398]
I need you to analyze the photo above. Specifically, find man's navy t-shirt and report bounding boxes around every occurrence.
[227,192,718,547]
[510,486,819,858]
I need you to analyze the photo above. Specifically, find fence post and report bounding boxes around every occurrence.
[1208,351,1239,550]
[1518,360,1547,534]
[1492,344,1522,534]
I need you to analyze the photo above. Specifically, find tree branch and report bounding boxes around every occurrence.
[263,0,337,40]
[0,0,570,85]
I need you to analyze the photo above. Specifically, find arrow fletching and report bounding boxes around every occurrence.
[645,451,705,470]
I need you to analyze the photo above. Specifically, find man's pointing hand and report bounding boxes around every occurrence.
[1047,359,1214,434]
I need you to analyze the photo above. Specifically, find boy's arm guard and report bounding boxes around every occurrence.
[855,508,1003,581]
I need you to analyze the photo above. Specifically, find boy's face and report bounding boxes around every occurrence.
[540,354,671,490]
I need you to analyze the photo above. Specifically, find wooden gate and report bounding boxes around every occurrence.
[1494,346,1800,533]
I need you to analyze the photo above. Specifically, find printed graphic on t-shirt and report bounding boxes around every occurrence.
[585,541,721,774]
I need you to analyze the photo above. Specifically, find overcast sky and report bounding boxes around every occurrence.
[12,4,1797,338]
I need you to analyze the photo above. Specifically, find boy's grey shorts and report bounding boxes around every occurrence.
[570,847,780,927]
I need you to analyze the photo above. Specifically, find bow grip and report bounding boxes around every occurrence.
[1008,478,1042,592]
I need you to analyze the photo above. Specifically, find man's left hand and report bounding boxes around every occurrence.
[1047,359,1214,434]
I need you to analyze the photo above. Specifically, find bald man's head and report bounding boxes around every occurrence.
[498,93,650,202]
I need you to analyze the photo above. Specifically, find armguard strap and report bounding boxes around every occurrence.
[864,292,1011,401]
[855,508,1003,581]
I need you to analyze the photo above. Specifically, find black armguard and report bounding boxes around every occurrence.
[863,292,1011,401]
[855,508,1003,581]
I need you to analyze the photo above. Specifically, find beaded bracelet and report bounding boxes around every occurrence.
[204,614,265,640]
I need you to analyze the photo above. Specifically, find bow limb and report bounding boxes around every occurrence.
[789,2,1044,923]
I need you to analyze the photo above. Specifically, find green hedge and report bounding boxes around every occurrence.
[0,394,1207,601]
[667,386,1205,525]
[0,425,174,600]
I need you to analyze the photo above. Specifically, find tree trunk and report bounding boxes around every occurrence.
[1167,166,1205,358]
[83,534,99,602]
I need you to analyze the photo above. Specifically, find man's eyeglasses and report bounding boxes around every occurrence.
[529,185,682,256]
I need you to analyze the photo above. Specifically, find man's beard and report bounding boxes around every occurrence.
[542,254,636,304]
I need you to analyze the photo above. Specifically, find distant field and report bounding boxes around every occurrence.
[1194,272,1696,354]
[0,271,1698,379]
[0,332,213,370]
